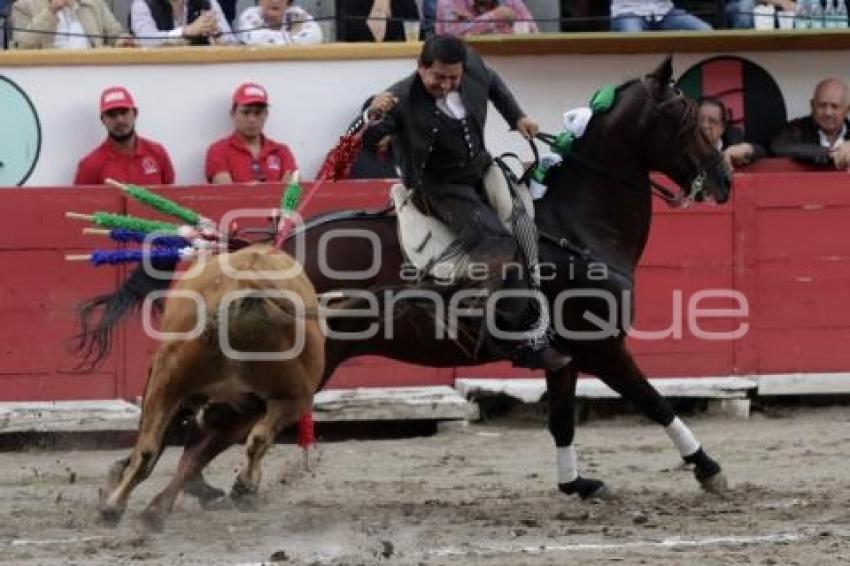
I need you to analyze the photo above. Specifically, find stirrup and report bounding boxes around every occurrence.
[511,345,571,371]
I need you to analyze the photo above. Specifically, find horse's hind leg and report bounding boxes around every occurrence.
[139,419,255,531]
[546,364,610,500]
[577,341,726,493]
[231,399,303,507]
[98,359,187,525]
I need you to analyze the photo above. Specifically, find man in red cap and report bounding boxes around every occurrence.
[205,82,297,184]
[75,86,175,186]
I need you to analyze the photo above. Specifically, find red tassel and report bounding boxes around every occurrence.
[316,129,366,182]
[297,412,314,449]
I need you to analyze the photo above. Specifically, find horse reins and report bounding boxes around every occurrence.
[533,132,696,208]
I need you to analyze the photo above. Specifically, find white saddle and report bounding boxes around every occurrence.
[391,163,535,280]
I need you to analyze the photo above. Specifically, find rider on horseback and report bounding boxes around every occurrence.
[364,34,570,371]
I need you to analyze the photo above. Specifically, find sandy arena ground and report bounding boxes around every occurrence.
[1,405,849,565]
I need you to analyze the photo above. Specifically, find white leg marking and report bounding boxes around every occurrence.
[556,445,578,484]
[665,417,700,457]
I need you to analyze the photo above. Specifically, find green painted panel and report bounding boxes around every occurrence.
[0,76,42,187]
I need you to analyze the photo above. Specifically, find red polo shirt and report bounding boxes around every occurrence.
[205,133,297,183]
[74,136,175,186]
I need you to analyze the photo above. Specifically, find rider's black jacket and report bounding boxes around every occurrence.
[363,48,526,191]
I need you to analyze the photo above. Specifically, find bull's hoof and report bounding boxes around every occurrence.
[184,479,226,508]
[198,491,228,510]
[698,470,728,494]
[202,496,234,511]
[139,508,166,533]
[97,504,125,527]
[558,476,612,500]
[230,479,258,511]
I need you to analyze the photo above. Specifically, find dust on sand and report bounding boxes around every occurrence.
[1,406,848,565]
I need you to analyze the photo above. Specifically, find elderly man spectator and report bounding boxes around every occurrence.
[236,0,321,45]
[771,78,850,170]
[75,86,175,185]
[610,0,711,31]
[12,0,135,49]
[436,0,538,36]
[698,97,765,170]
[337,0,420,42]
[130,0,235,46]
[205,83,297,184]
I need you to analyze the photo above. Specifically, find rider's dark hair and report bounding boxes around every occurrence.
[419,35,467,68]
[698,96,730,126]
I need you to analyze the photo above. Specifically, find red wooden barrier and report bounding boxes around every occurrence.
[1,162,849,401]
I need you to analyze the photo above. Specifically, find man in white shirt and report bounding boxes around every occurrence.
[771,78,850,170]
[130,0,236,46]
[236,0,322,45]
[609,0,712,31]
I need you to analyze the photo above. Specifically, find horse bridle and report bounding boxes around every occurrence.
[644,78,721,207]
[532,78,719,208]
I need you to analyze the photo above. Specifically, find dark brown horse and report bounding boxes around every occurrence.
[77,57,732,515]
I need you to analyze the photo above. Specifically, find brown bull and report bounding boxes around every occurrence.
[97,245,325,530]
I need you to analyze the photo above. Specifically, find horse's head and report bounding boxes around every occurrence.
[603,56,732,204]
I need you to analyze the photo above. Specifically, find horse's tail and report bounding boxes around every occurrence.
[210,291,320,355]
[70,260,177,372]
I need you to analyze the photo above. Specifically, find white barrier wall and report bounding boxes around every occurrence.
[1,46,848,186]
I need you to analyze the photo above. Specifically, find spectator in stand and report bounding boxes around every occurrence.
[725,0,797,29]
[336,0,420,42]
[1,0,8,48]
[75,86,175,185]
[436,0,538,36]
[771,78,850,170]
[560,0,610,32]
[237,0,322,45]
[421,0,437,38]
[610,0,711,31]
[12,0,136,49]
[205,83,297,184]
[130,0,235,46]
[698,97,765,170]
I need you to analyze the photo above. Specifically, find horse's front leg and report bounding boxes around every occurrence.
[579,340,727,493]
[546,364,610,500]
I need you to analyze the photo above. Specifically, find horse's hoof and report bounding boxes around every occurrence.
[139,509,166,533]
[558,477,613,501]
[97,505,124,527]
[699,470,728,494]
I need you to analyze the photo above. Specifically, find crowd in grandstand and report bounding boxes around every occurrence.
[68,70,848,188]
[2,1,850,50]
[1,1,847,182]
